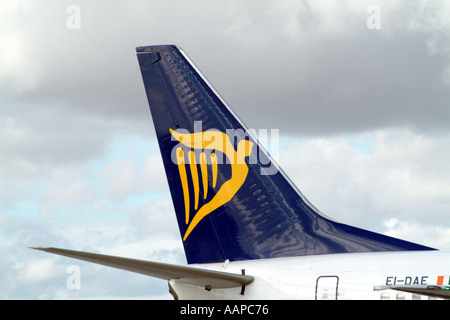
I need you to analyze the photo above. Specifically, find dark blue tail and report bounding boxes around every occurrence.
[136,45,433,264]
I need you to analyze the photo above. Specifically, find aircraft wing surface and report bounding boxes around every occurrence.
[31,247,254,289]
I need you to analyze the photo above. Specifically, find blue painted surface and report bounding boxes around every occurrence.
[136,45,433,264]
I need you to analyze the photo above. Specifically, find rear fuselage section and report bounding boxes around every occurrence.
[170,250,450,300]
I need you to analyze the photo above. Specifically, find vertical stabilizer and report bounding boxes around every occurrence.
[136,45,433,264]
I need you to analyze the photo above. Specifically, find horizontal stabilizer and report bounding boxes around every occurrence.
[31,247,254,289]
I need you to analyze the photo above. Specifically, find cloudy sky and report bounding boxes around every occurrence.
[1,0,450,299]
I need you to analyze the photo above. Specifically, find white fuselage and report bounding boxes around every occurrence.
[170,250,450,300]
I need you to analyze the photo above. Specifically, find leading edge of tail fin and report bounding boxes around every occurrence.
[136,45,434,264]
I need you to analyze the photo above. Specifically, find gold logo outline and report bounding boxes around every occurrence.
[170,128,254,241]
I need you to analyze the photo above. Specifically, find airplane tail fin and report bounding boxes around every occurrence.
[136,45,433,264]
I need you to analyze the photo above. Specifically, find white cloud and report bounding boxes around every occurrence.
[0,31,35,92]
[279,128,450,247]
[383,218,450,250]
[99,152,167,203]
[15,259,58,284]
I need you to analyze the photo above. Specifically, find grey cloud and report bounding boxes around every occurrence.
[4,0,450,142]
[196,2,450,135]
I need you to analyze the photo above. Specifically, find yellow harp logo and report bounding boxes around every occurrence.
[170,128,254,241]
